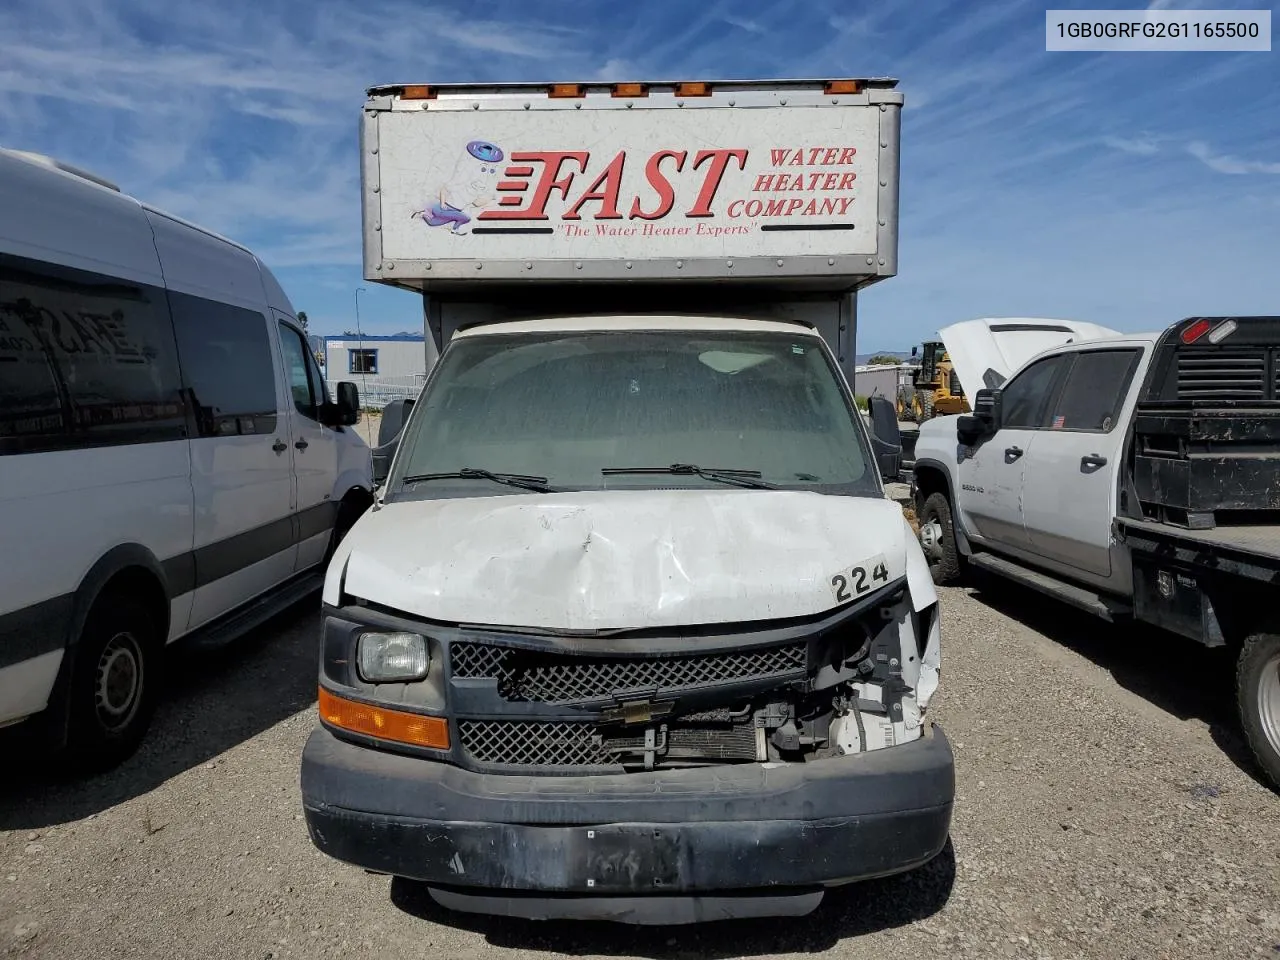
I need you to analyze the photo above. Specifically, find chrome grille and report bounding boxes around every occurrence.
[449,642,507,677]
[450,642,807,703]
[458,720,610,767]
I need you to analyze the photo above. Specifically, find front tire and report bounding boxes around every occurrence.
[325,492,373,565]
[919,392,935,422]
[65,596,160,772]
[918,492,963,586]
[1237,630,1280,792]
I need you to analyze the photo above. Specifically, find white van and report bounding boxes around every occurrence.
[0,148,374,770]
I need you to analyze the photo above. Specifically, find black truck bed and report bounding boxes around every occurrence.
[1117,517,1280,581]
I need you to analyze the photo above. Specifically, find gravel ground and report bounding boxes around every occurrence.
[3,579,1279,960]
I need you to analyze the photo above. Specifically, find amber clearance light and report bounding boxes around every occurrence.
[318,687,450,749]
[824,80,861,95]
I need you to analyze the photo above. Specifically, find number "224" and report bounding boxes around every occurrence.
[831,557,889,603]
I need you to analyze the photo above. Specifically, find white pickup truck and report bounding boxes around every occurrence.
[912,316,1280,791]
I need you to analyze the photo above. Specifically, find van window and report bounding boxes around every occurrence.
[0,253,187,455]
[170,293,278,437]
[305,344,328,406]
[279,322,313,415]
[278,321,324,419]
[389,330,877,497]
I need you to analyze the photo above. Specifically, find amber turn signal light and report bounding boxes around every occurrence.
[318,687,450,750]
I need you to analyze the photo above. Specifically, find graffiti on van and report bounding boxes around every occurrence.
[0,283,185,445]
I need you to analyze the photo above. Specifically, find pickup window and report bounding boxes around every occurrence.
[1047,349,1142,433]
[1001,355,1068,429]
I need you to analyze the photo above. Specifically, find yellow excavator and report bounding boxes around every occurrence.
[896,340,970,423]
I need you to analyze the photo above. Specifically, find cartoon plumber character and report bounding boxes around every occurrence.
[410,139,505,235]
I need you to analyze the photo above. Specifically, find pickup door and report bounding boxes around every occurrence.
[957,352,1073,551]
[1020,346,1147,584]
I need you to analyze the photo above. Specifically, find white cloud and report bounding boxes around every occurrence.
[722,16,765,35]
[1187,141,1280,175]
[427,18,582,59]
[234,100,333,127]
[1103,135,1162,156]
[592,58,641,81]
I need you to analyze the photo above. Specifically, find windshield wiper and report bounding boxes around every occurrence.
[601,463,778,490]
[401,467,554,493]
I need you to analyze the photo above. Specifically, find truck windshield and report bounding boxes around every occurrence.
[387,329,878,498]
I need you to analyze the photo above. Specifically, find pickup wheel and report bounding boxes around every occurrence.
[1237,630,1280,792]
[918,492,962,585]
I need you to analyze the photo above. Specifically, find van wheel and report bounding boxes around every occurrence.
[918,492,962,586]
[1237,630,1280,792]
[65,596,160,772]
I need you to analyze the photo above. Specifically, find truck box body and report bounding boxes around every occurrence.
[361,79,900,286]
[361,79,902,385]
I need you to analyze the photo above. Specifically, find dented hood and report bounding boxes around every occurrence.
[939,317,1122,403]
[331,489,919,631]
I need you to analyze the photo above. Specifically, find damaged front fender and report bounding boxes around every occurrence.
[902,515,942,711]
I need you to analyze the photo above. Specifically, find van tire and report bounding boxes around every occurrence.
[1236,630,1280,792]
[64,596,160,773]
[918,492,962,586]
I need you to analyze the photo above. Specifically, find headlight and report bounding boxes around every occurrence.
[357,631,429,683]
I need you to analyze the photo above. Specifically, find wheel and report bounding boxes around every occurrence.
[918,492,963,586]
[65,596,160,772]
[325,493,371,564]
[919,392,935,422]
[1236,631,1280,792]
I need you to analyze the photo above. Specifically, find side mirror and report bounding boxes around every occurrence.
[866,395,902,482]
[372,448,392,485]
[958,388,1002,442]
[378,398,414,446]
[956,415,983,444]
[335,382,361,426]
[371,398,415,484]
[971,387,1002,428]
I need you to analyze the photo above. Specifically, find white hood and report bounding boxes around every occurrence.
[939,317,1121,403]
[328,489,925,631]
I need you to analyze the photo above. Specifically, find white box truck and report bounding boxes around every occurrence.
[301,78,953,923]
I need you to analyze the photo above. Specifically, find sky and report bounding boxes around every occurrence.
[0,0,1277,352]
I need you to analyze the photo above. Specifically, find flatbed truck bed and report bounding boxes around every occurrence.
[1117,518,1280,584]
